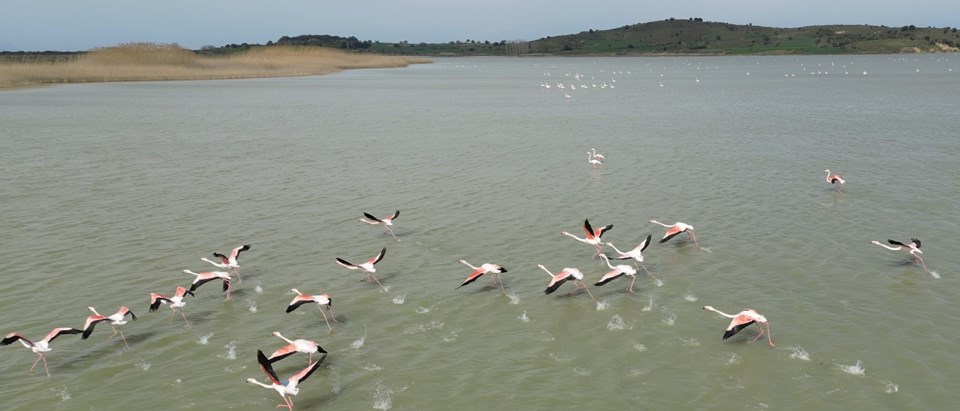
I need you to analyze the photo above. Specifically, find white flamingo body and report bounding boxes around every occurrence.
[149,286,194,326]
[87,306,137,349]
[538,264,595,302]
[247,350,324,410]
[587,152,603,168]
[596,254,640,293]
[562,218,613,259]
[183,269,232,298]
[457,259,508,293]
[268,331,327,364]
[870,238,929,272]
[824,169,845,191]
[202,244,250,281]
[286,289,337,333]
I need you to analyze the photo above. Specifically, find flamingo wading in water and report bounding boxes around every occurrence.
[702,305,774,347]
[183,269,233,299]
[336,247,387,289]
[595,254,641,293]
[359,210,400,240]
[286,289,337,333]
[247,350,324,410]
[562,218,613,259]
[824,169,845,192]
[267,331,327,365]
[587,151,603,168]
[649,220,702,250]
[1,327,83,377]
[457,259,508,293]
[149,286,195,326]
[538,264,595,302]
[86,306,137,349]
[605,235,658,281]
[870,238,930,272]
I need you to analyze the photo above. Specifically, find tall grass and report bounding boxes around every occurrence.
[0,43,430,89]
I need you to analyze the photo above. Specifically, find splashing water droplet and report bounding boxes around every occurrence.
[838,360,865,376]
[596,300,610,311]
[392,294,406,305]
[507,293,520,304]
[197,333,214,345]
[518,310,529,322]
[789,346,811,361]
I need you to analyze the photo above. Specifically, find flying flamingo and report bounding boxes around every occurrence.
[587,152,603,168]
[537,264,595,302]
[870,238,929,272]
[286,289,337,333]
[649,220,702,250]
[456,259,508,293]
[562,218,613,259]
[183,269,233,299]
[79,313,111,340]
[267,331,327,365]
[336,247,387,289]
[605,235,658,280]
[702,305,774,347]
[824,169,845,192]
[1,327,83,377]
[148,286,194,326]
[590,147,605,161]
[247,349,324,411]
[86,306,137,349]
[201,244,250,281]
[595,254,640,293]
[359,210,400,240]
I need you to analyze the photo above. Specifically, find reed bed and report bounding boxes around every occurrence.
[0,43,430,89]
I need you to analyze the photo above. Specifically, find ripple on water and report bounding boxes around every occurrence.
[607,314,631,330]
[392,293,406,304]
[881,380,899,394]
[197,333,214,345]
[788,346,811,361]
[54,386,70,401]
[507,292,520,304]
[517,310,529,322]
[595,300,610,311]
[573,367,592,376]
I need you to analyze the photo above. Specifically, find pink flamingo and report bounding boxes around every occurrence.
[148,286,194,326]
[824,169,845,192]
[183,269,233,299]
[561,218,613,259]
[870,238,929,272]
[1,327,83,376]
[649,220,702,250]
[267,331,327,365]
[286,289,337,333]
[587,151,603,168]
[246,350,324,410]
[457,259,508,293]
[336,247,387,289]
[86,306,137,349]
[595,254,640,293]
[201,244,250,281]
[702,305,774,347]
[359,210,400,240]
[537,264,595,302]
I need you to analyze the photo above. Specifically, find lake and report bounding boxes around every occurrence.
[1,55,958,410]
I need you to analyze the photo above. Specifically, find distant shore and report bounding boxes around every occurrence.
[0,43,431,90]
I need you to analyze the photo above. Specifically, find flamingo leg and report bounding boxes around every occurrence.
[576,280,597,302]
[368,273,386,290]
[626,276,637,293]
[640,263,658,281]
[106,326,119,341]
[494,273,507,295]
[385,226,398,240]
[915,255,930,273]
[179,309,191,328]
[318,307,334,333]
[689,232,703,251]
[231,267,241,284]
[118,329,130,350]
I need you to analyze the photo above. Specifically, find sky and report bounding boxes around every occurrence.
[1,0,956,51]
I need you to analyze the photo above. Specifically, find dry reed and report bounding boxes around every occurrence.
[0,43,430,89]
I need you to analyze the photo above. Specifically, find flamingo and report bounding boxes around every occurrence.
[702,305,774,347]
[590,148,605,161]
[537,264,595,302]
[870,238,929,272]
[561,218,613,259]
[595,254,640,293]
[456,259,508,293]
[201,244,250,281]
[247,349,324,410]
[148,286,194,326]
[587,152,602,168]
[649,220,702,250]
[267,331,327,365]
[79,313,111,340]
[1,327,83,376]
[335,247,387,289]
[86,306,137,349]
[183,269,232,299]
[359,210,400,240]
[605,234,657,279]
[824,169,845,192]
[286,289,337,333]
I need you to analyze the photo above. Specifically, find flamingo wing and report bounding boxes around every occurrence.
[188,276,220,293]
[256,350,282,385]
[594,224,613,239]
[1,332,29,346]
[544,274,571,295]
[363,212,383,222]
[594,270,625,286]
[335,258,357,269]
[722,315,757,340]
[286,296,316,313]
[149,294,171,311]
[45,327,82,343]
[230,244,251,260]
[386,210,400,221]
[660,226,684,243]
[290,358,324,386]
[368,247,386,265]
[212,252,230,264]
[582,219,596,239]
[638,234,652,252]
[81,316,108,339]
[267,344,298,363]
[456,269,486,289]
[887,239,907,248]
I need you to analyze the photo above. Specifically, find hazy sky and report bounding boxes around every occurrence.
[2,0,955,51]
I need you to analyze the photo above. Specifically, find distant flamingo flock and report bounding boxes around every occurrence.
[0,155,936,409]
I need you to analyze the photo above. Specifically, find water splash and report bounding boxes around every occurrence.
[351,325,368,350]
[392,293,406,305]
[506,292,520,304]
[722,352,741,365]
[789,346,811,361]
[442,328,461,343]
[662,313,677,326]
[197,333,214,345]
[135,359,152,371]
[679,337,700,347]
[518,310,529,322]
[363,364,383,372]
[653,278,664,287]
[838,360,865,376]
[607,314,631,330]
[415,306,430,314]
[684,292,698,302]
[222,340,238,360]
[372,381,407,410]
[247,300,257,313]
[549,352,575,362]
[929,271,941,279]
[55,386,70,401]
[641,297,654,312]
[254,283,263,293]
[402,320,445,335]
[573,367,592,376]
[881,380,899,394]
[633,343,647,352]
[595,299,610,311]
